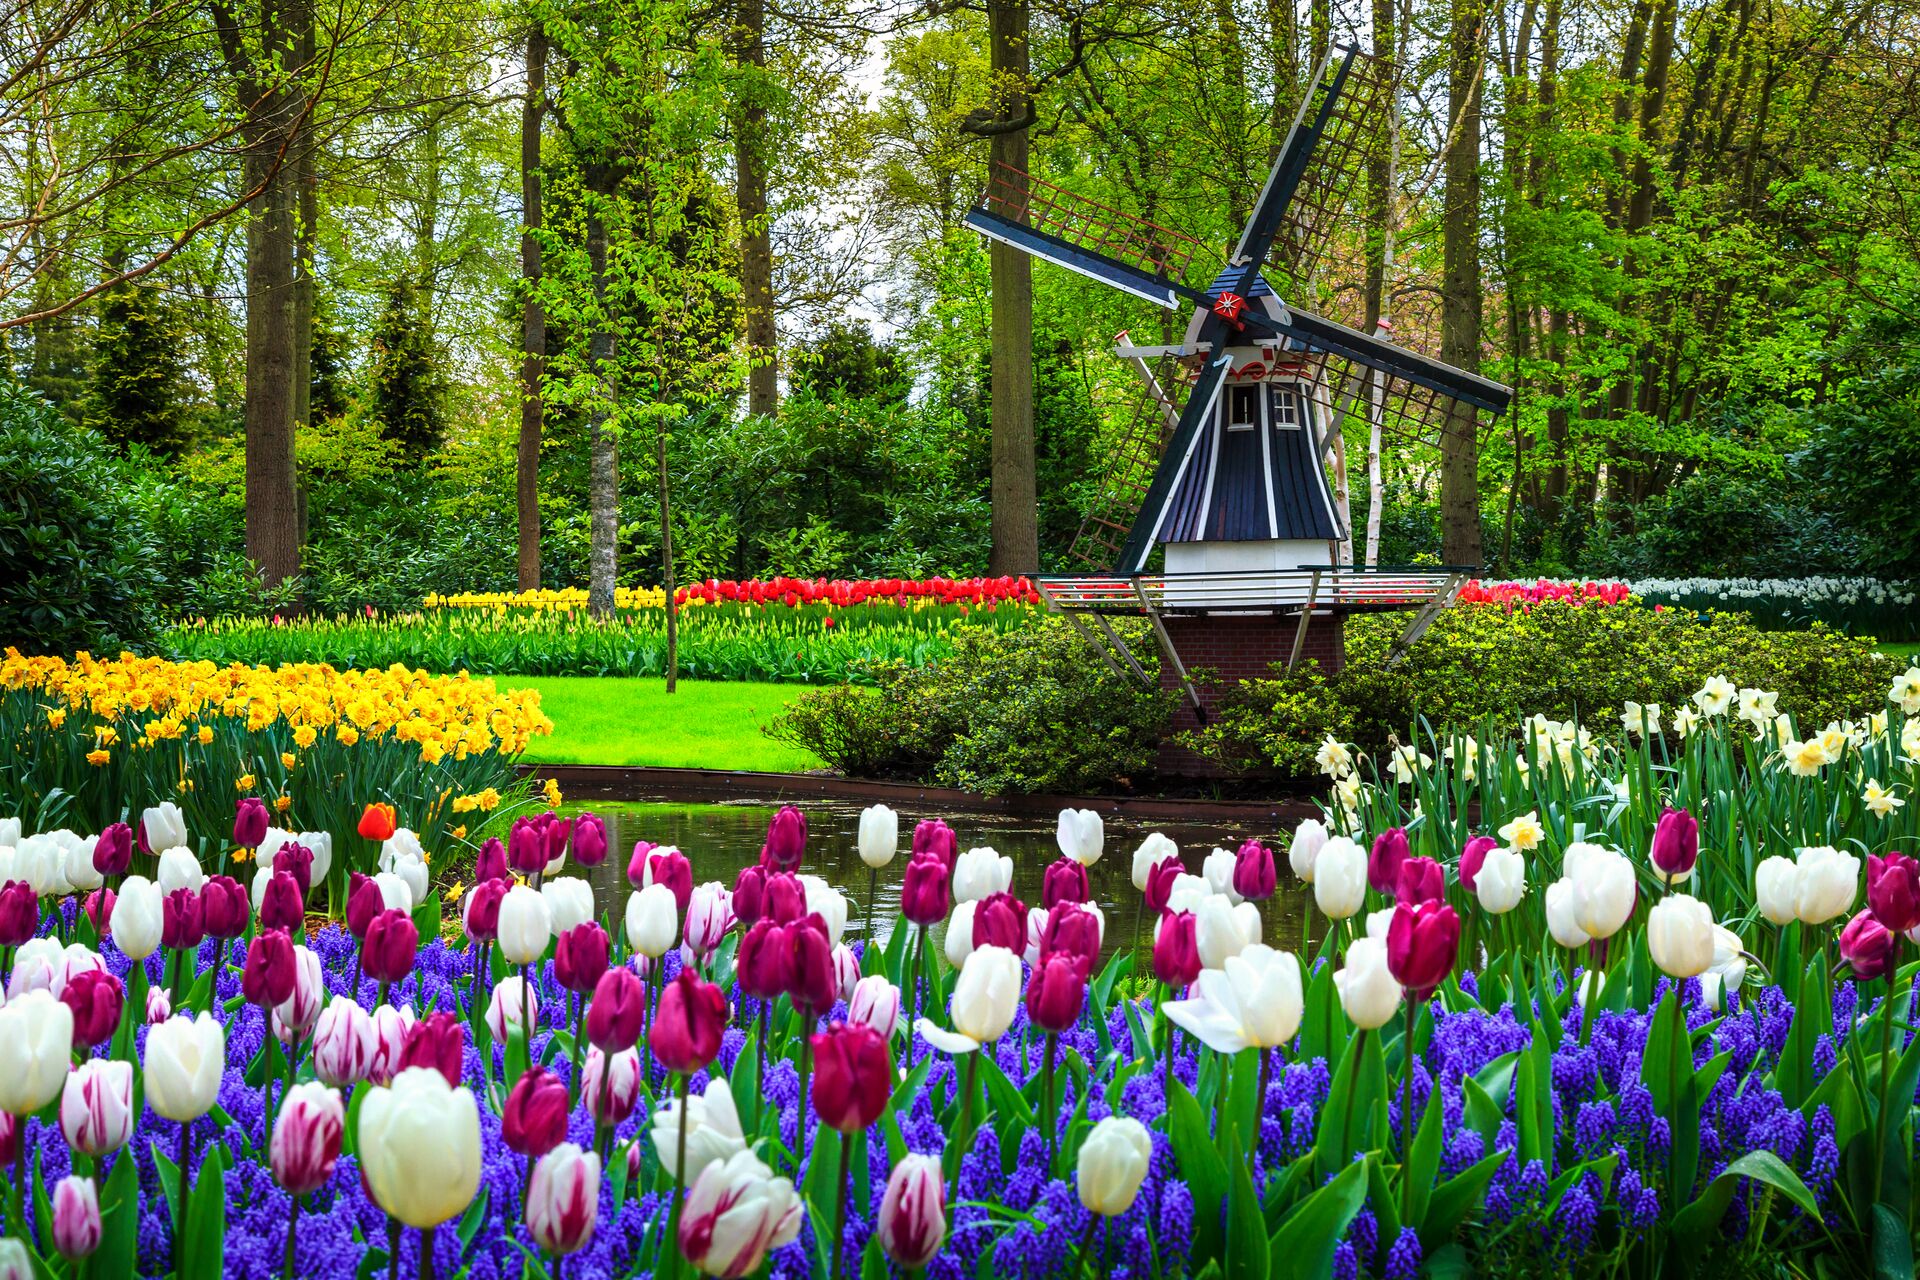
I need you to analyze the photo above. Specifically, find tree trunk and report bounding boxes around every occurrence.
[658,425,678,692]
[290,0,314,550]
[735,0,777,420]
[986,0,1038,575]
[1267,0,1298,148]
[585,200,618,618]
[1361,0,1398,566]
[517,21,547,592]
[1438,0,1485,568]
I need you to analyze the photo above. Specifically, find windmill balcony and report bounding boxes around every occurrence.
[1033,565,1471,619]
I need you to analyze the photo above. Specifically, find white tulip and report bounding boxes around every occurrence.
[857,805,899,870]
[14,834,66,897]
[7,937,62,999]
[498,885,552,966]
[1363,907,1395,941]
[649,1075,746,1182]
[380,851,428,914]
[62,832,102,893]
[1055,808,1104,866]
[1705,925,1748,1009]
[1333,937,1401,1030]
[917,945,1021,1054]
[1194,894,1260,969]
[274,945,325,1039]
[0,990,73,1115]
[541,878,596,936]
[1565,842,1636,940]
[951,847,1012,903]
[1164,945,1304,1053]
[1754,856,1798,926]
[1647,894,1715,978]
[1793,845,1858,925]
[1202,848,1242,904]
[1475,847,1527,915]
[1288,818,1328,883]
[109,875,163,961]
[678,1151,803,1278]
[847,974,902,1039]
[1312,837,1368,919]
[625,883,677,959]
[381,828,425,867]
[1076,1115,1151,1216]
[371,871,414,914]
[0,817,18,846]
[358,1067,483,1228]
[1164,873,1212,916]
[1131,833,1178,891]
[140,802,188,854]
[1544,879,1591,950]
[259,829,332,885]
[156,847,203,897]
[799,875,848,945]
[943,900,978,968]
[485,975,539,1042]
[144,1013,225,1122]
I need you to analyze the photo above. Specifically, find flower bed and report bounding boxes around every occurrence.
[0,680,1917,1276]
[425,576,1044,612]
[1628,576,1920,640]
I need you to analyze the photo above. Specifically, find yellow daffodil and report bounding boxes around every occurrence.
[1499,810,1545,852]
[86,749,110,766]
[1864,779,1906,818]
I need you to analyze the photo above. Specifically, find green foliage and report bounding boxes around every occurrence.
[768,618,1176,794]
[790,322,910,402]
[83,284,194,456]
[1797,325,1920,577]
[366,277,448,459]
[1189,603,1893,775]
[0,382,164,652]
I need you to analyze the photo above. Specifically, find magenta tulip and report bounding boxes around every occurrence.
[900,854,950,927]
[1842,909,1899,981]
[397,1011,465,1086]
[60,969,124,1047]
[1369,828,1410,895]
[650,970,729,1074]
[345,873,383,940]
[233,796,270,849]
[762,803,808,872]
[571,812,609,867]
[270,1084,344,1196]
[1385,900,1460,1001]
[586,967,646,1052]
[1143,857,1183,915]
[554,923,611,996]
[787,915,837,1019]
[1650,807,1699,879]
[259,871,304,932]
[361,909,419,985]
[1457,836,1498,893]
[811,1019,892,1132]
[910,819,958,869]
[475,837,510,884]
[271,842,313,898]
[1395,856,1446,906]
[1153,911,1202,987]
[92,823,132,877]
[1232,839,1277,902]
[738,919,794,1001]
[201,875,250,939]
[503,1066,570,1158]
[1869,852,1920,934]
[1025,951,1089,1033]
[243,928,298,1007]
[972,891,1027,953]
[161,887,204,951]
[1041,857,1090,908]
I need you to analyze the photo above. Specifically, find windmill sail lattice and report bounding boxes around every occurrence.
[1069,350,1190,569]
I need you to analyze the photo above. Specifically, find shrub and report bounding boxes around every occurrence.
[768,618,1177,794]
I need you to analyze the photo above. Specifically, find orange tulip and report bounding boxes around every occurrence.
[357,803,397,842]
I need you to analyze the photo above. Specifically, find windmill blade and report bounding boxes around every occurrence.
[1114,353,1236,574]
[1067,342,1193,569]
[1272,304,1511,414]
[964,162,1207,309]
[1267,50,1393,301]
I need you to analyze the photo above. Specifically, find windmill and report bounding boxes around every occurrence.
[963,44,1511,757]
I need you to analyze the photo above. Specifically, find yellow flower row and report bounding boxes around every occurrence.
[1,649,554,761]
[422,587,678,612]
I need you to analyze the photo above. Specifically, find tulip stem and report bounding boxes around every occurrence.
[386,1216,401,1280]
[419,1225,436,1280]
[865,866,879,947]
[262,1006,278,1140]
[1078,1212,1101,1280]
[1043,1032,1058,1172]
[797,1035,812,1171]
[1400,1002,1414,1229]
[1874,952,1898,1208]
[831,1129,851,1280]
[665,1071,691,1280]
[905,926,924,1058]
[1300,895,1313,963]
[173,1120,193,1279]
[521,966,533,1058]
[282,1193,300,1280]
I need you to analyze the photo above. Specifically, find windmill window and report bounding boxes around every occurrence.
[1270,386,1301,429]
[1225,385,1259,432]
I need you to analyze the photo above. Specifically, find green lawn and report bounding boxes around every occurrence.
[1880,641,1920,661]
[505,677,821,771]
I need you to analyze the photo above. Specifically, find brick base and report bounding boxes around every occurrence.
[1155,612,1345,776]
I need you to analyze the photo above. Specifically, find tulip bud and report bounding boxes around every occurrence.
[60,1059,134,1156]
[1795,845,1859,925]
[968,892,1023,956]
[499,885,553,966]
[847,974,902,1039]
[1385,901,1459,1001]
[581,1047,641,1126]
[921,946,1020,1052]
[194,874,244,940]
[1041,856,1090,909]
[356,802,398,843]
[358,909,417,987]
[651,970,729,1074]
[731,864,768,927]
[738,919,793,1001]
[649,1076,746,1182]
[764,873,806,924]
[367,1004,417,1086]
[271,1081,344,1196]
[1140,856,1181,916]
[1474,847,1527,915]
[233,796,270,849]
[571,812,609,868]
[1841,909,1898,982]
[358,1066,483,1229]
[1153,911,1202,988]
[858,805,899,870]
[910,819,958,869]
[1038,900,1102,971]
[1457,836,1498,893]
[109,875,162,961]
[1869,852,1920,934]
[485,974,540,1043]
[240,927,297,1007]
[528,1143,601,1254]
[831,942,861,1001]
[1231,839,1277,902]
[787,915,837,1018]
[464,878,508,943]
[259,870,304,932]
[1130,832,1178,892]
[879,1152,946,1267]
[587,967,646,1052]
[0,882,36,949]
[1194,894,1258,969]
[678,1152,804,1277]
[272,841,314,898]
[555,923,612,995]
[1394,856,1446,906]
[60,969,123,1047]
[763,804,808,873]
[475,837,509,885]
[313,996,377,1087]
[685,882,736,959]
[51,1175,100,1259]
[1334,936,1402,1030]
[0,1113,14,1168]
[1312,838,1368,919]
[1368,828,1410,896]
[642,847,694,914]
[161,885,205,953]
[811,1019,892,1132]
[1025,951,1089,1033]
[502,1066,570,1158]
[625,882,677,960]
[1565,842,1638,940]
[398,1012,466,1088]
[145,985,171,1024]
[542,878,595,937]
[952,847,1011,903]
[1076,1116,1150,1216]
[92,823,133,878]
[1649,807,1699,879]
[1288,819,1328,883]
[346,873,384,939]
[0,1235,26,1280]
[144,1012,224,1121]
[1055,808,1103,866]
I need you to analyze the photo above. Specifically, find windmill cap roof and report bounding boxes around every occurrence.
[1204,265,1278,302]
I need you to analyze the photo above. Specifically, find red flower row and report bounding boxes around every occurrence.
[672,576,1041,608]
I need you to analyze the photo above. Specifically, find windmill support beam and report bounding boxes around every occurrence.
[1286,571,1325,669]
[1383,572,1468,668]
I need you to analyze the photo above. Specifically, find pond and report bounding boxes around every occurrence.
[557,800,1314,952]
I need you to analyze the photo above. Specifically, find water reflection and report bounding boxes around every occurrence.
[557,800,1311,950]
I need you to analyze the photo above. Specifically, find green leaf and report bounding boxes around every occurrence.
[412,889,443,940]
[1223,1122,1269,1280]
[1315,1027,1386,1183]
[456,1184,491,1253]
[95,1145,141,1277]
[1670,1151,1820,1262]
[1419,1150,1508,1249]
[1266,1156,1368,1280]
[1402,1079,1443,1232]
[1166,1078,1230,1265]
[184,1148,228,1278]
[1874,1201,1916,1280]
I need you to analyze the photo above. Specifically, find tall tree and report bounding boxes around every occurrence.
[1438,0,1486,566]
[732,0,778,420]
[519,18,548,591]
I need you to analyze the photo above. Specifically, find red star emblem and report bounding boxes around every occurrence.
[1212,291,1247,321]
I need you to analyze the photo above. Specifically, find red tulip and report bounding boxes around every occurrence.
[652,971,728,1076]
[1231,839,1276,902]
[738,919,793,1002]
[397,1011,465,1086]
[1153,911,1202,987]
[1025,951,1089,1033]
[586,967,646,1052]
[554,923,611,995]
[474,838,510,884]
[972,891,1027,953]
[1385,900,1459,1001]
[345,873,384,940]
[571,812,609,867]
[201,875,250,940]
[1038,900,1101,970]
[810,1020,891,1132]
[259,871,304,932]
[910,819,958,869]
[787,915,837,1018]
[900,854,950,927]
[362,909,419,985]
[762,804,808,873]
[1368,828,1410,896]
[82,888,114,940]
[502,1066,570,1157]
[161,887,205,952]
[1869,852,1920,934]
[272,842,313,898]
[233,797,270,849]
[1457,836,1498,893]
[1841,909,1898,982]
[60,969,124,1047]
[1143,857,1183,915]
[1041,857,1090,909]
[732,863,769,927]
[1395,857,1446,906]
[242,928,298,1007]
[357,803,398,842]
[92,823,132,878]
